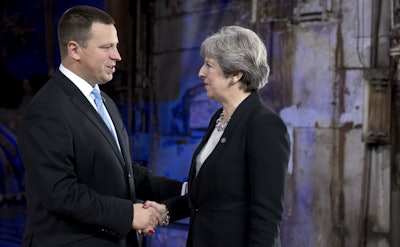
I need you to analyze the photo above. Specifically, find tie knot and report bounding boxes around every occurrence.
[91,88,101,100]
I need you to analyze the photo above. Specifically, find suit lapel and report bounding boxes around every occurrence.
[188,109,222,183]
[72,95,125,159]
[54,71,125,166]
[189,92,259,181]
[101,92,136,200]
[53,70,136,200]
[102,96,130,162]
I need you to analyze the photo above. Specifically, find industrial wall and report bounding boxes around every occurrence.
[127,0,399,246]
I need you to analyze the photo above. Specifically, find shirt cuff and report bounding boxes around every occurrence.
[181,182,188,195]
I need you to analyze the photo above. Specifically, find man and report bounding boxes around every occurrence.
[18,5,183,247]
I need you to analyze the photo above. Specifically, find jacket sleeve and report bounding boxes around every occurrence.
[132,162,190,221]
[132,161,184,201]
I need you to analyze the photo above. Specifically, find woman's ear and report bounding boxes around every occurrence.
[232,71,243,82]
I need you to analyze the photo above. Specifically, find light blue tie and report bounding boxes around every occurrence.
[91,88,117,142]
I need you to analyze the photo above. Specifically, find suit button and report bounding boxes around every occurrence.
[128,174,131,178]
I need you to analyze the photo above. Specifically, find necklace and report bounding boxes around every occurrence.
[215,110,231,132]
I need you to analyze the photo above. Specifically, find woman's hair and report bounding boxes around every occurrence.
[200,25,270,91]
[57,5,115,58]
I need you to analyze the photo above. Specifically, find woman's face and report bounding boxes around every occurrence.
[198,57,229,100]
[77,22,121,86]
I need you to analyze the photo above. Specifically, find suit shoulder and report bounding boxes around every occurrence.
[248,102,287,128]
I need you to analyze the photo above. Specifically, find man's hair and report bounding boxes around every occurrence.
[57,5,115,58]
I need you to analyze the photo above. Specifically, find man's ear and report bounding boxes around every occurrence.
[67,41,81,61]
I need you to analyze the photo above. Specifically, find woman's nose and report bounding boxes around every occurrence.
[198,65,205,78]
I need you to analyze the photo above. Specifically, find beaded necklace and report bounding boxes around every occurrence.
[215,110,231,132]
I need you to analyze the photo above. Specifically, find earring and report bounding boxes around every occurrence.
[230,79,235,84]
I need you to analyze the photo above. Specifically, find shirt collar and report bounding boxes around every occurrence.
[59,64,99,97]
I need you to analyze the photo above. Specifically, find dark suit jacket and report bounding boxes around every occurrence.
[168,91,290,247]
[18,70,183,247]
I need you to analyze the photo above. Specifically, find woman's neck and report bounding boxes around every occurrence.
[221,91,251,120]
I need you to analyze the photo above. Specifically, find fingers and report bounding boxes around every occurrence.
[140,227,155,236]
[148,204,163,226]
[132,203,160,231]
[143,200,169,225]
[143,201,164,225]
[132,201,170,237]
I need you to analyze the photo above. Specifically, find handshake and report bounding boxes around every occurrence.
[132,200,170,236]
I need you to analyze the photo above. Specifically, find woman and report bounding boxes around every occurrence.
[165,25,291,247]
